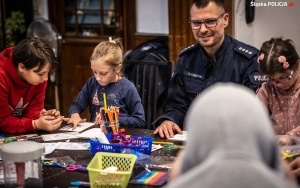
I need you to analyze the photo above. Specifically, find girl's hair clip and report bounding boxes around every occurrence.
[278,55,289,69]
[109,37,116,44]
[257,53,265,63]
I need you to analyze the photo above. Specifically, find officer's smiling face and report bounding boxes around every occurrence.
[190,2,229,53]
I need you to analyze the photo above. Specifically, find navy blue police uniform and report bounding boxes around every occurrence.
[152,35,261,129]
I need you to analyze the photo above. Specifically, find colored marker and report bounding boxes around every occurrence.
[70,181,90,187]
[153,141,174,145]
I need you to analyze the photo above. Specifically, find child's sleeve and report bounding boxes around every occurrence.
[68,82,90,116]
[287,127,300,137]
[0,83,45,133]
[256,84,269,109]
[118,84,145,128]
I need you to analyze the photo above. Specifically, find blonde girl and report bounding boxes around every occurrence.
[67,37,145,129]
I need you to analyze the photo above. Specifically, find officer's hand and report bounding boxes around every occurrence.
[153,120,182,138]
[288,157,300,177]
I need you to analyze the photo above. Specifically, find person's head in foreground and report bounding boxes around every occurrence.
[165,83,298,188]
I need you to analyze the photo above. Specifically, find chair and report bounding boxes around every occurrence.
[123,60,173,129]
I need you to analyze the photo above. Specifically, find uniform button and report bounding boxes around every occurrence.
[249,52,252,54]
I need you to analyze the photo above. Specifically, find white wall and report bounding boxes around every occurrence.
[234,0,300,53]
[136,0,169,34]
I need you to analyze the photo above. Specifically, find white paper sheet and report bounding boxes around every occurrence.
[56,142,90,150]
[77,128,110,144]
[42,142,62,155]
[167,131,188,142]
[77,128,102,139]
[59,122,94,132]
[41,132,79,141]
[151,144,164,152]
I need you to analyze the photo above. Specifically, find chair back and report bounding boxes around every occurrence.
[123,60,173,129]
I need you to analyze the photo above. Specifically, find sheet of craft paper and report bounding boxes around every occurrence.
[151,144,163,152]
[59,122,94,132]
[167,131,187,142]
[77,128,102,138]
[41,132,79,141]
[42,142,62,155]
[56,142,90,150]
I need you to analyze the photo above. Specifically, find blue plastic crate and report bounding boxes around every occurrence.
[89,134,154,156]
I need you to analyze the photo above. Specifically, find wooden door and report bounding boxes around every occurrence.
[59,39,98,118]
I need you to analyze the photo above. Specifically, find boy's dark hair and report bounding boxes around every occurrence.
[258,37,300,75]
[12,38,57,74]
[193,0,225,9]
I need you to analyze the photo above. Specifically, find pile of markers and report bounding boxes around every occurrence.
[98,106,120,134]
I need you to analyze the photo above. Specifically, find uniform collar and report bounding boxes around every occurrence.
[201,35,229,67]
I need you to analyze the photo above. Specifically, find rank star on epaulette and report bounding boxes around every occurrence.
[234,45,257,59]
[181,44,195,52]
[238,47,253,55]
[179,43,199,56]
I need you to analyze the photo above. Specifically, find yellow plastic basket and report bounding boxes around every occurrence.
[87,152,137,188]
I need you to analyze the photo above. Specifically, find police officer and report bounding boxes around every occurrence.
[153,0,261,138]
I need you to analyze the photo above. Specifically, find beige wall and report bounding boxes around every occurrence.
[234,0,300,53]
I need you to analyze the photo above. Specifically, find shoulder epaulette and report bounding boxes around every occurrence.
[179,43,199,56]
[234,45,258,59]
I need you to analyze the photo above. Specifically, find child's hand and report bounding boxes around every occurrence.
[278,135,295,146]
[67,113,86,129]
[35,115,65,132]
[40,109,61,118]
[94,112,103,127]
[288,157,300,178]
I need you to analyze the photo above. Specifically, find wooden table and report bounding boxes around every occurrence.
[41,128,182,188]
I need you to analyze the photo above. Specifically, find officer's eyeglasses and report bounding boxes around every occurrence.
[189,13,225,30]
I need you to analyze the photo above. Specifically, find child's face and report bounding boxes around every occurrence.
[269,70,295,90]
[18,62,50,85]
[91,58,120,86]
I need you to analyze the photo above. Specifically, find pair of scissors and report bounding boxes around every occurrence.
[42,160,61,167]
[66,164,87,172]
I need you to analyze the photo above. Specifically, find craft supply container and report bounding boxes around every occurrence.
[89,134,153,156]
[87,152,137,188]
[0,141,44,187]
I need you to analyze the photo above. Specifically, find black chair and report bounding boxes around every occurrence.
[123,60,173,129]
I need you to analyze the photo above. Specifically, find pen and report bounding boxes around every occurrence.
[70,181,90,187]
[26,136,42,140]
[77,137,90,140]
[153,141,174,145]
